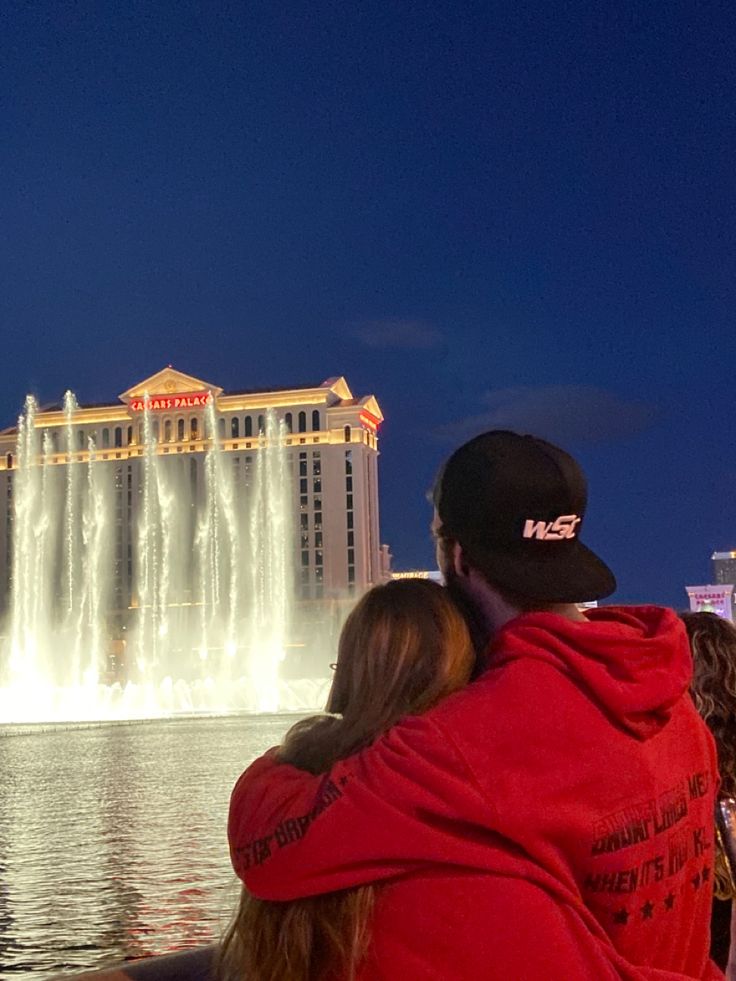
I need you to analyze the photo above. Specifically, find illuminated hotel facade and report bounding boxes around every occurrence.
[0,367,389,628]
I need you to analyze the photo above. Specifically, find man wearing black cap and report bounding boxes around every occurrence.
[432,430,614,614]
[229,432,722,979]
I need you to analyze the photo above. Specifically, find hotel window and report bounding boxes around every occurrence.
[312,410,320,431]
[301,550,310,567]
[152,421,160,443]
[314,510,322,531]
[285,413,293,433]
[244,416,253,437]
[300,478,308,495]
[298,411,306,433]
[258,414,265,434]
[6,453,11,469]
[163,420,172,443]
[102,428,110,449]
[299,452,307,477]
[231,416,239,438]
[190,417,199,440]
[114,427,123,448]
[218,417,226,440]
[127,425,133,446]
[177,418,185,441]
[78,429,85,450]
[312,454,321,476]
[315,531,322,548]
[138,423,144,444]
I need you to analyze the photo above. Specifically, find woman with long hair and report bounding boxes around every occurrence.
[218,577,476,981]
[680,610,736,977]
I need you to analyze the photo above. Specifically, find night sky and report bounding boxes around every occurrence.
[2,1,735,607]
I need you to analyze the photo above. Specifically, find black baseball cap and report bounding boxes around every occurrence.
[433,431,616,603]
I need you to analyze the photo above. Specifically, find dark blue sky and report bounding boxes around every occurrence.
[2,1,735,606]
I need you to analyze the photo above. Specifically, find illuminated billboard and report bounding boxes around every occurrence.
[685,584,734,620]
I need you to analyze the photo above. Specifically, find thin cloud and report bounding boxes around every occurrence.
[435,385,658,445]
[353,318,443,350]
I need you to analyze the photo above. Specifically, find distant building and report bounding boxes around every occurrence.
[712,551,736,587]
[685,584,734,620]
[0,366,389,616]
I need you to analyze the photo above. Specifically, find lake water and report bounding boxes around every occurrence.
[0,714,299,979]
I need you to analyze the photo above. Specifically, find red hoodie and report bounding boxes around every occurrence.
[229,607,723,979]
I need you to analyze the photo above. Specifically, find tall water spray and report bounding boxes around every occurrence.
[0,397,301,722]
[247,412,291,711]
[9,396,42,689]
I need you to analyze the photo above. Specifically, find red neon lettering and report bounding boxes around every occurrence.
[128,391,212,412]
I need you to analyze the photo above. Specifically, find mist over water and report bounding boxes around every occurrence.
[0,394,330,723]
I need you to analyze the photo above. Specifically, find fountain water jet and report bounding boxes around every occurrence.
[0,395,321,723]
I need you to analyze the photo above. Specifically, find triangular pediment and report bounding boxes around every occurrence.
[360,395,383,423]
[320,376,353,402]
[119,366,222,402]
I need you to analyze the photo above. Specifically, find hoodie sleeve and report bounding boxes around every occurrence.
[228,712,500,900]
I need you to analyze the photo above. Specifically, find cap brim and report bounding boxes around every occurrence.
[475,540,616,604]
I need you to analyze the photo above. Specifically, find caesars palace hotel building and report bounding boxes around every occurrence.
[0,367,390,634]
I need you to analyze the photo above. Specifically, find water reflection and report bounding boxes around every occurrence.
[0,715,294,979]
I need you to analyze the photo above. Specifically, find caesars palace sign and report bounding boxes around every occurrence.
[128,392,213,412]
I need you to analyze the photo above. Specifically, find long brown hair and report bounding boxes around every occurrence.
[219,579,475,981]
[680,610,736,898]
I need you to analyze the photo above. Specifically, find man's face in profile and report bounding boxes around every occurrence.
[432,509,473,625]
[432,509,492,672]
[431,510,452,582]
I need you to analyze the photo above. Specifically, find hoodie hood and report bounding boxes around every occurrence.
[489,605,693,739]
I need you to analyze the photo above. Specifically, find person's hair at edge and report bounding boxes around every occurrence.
[680,610,736,899]
[218,578,475,981]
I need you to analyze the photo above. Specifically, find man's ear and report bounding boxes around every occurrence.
[451,541,470,578]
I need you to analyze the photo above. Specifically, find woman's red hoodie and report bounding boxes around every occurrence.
[229,607,723,979]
